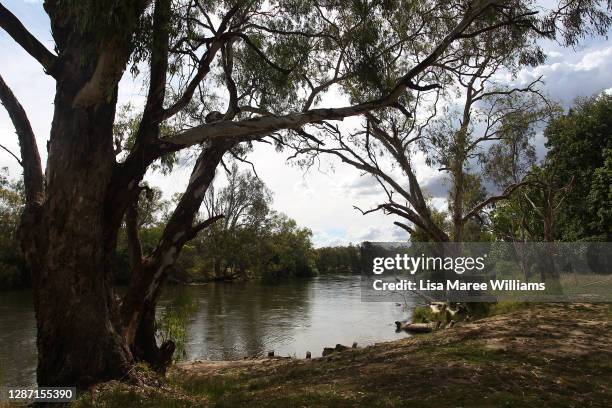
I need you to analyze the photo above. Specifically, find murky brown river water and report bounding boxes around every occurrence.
[0,274,416,387]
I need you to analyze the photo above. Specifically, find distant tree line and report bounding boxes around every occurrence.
[315,245,361,274]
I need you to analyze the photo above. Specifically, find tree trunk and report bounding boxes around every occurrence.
[452,147,466,242]
[131,300,175,374]
[451,164,465,243]
[27,79,133,387]
[119,140,232,373]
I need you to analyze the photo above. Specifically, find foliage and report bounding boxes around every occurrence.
[492,94,612,242]
[315,245,361,274]
[113,104,179,175]
[447,173,494,242]
[121,166,320,282]
[490,166,560,242]
[409,208,451,242]
[587,148,612,235]
[157,290,198,362]
[3,166,320,287]
[179,209,318,282]
[0,168,27,290]
[543,94,612,240]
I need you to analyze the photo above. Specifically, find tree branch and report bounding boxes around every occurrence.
[0,142,22,165]
[463,181,527,222]
[189,214,224,238]
[126,197,144,273]
[394,221,415,235]
[120,139,233,338]
[0,2,58,75]
[0,74,44,204]
[162,100,384,149]
[160,3,242,121]
[160,0,498,153]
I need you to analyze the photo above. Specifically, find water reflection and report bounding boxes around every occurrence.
[161,275,415,361]
[0,290,37,388]
[1,275,416,387]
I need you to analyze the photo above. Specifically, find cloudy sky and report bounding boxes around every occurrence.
[1,0,611,247]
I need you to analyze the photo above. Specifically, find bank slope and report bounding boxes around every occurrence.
[74,303,611,408]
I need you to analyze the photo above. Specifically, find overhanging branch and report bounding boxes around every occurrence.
[159,0,500,153]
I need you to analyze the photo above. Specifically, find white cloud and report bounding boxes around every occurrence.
[343,175,382,197]
[519,45,612,107]
[546,50,563,59]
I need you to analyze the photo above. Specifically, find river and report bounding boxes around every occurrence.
[0,274,418,387]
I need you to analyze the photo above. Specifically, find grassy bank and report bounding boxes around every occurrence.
[8,303,609,408]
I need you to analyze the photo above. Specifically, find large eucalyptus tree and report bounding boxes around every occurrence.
[0,0,609,387]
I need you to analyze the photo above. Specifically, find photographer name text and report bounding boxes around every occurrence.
[372,279,546,291]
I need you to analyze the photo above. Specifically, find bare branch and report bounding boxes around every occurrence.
[0,142,22,165]
[190,214,224,237]
[394,221,415,235]
[463,181,527,222]
[160,3,242,121]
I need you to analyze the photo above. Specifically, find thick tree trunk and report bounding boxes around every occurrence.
[28,80,133,387]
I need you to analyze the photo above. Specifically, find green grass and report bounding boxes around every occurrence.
[72,387,196,408]
[174,375,240,403]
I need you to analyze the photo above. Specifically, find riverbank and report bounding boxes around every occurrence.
[68,303,610,407]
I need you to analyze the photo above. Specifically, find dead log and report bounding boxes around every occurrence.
[395,321,436,333]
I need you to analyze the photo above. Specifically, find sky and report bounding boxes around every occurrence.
[1,0,611,247]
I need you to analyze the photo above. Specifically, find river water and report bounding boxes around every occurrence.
[0,274,417,387]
